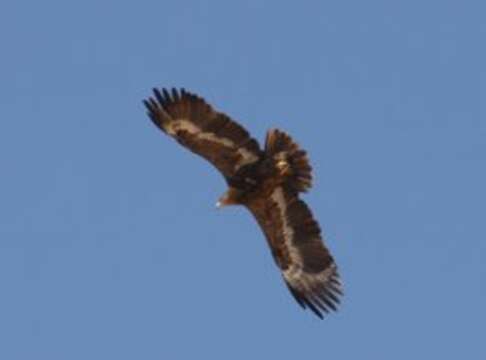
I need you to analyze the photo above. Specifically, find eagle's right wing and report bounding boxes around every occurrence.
[144,88,262,180]
[246,186,342,319]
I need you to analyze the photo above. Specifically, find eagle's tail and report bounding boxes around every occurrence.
[265,129,313,192]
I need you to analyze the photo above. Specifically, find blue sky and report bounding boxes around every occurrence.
[1,0,485,358]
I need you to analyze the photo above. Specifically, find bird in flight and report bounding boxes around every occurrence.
[143,88,342,319]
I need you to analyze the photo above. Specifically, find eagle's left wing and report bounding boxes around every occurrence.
[144,88,262,180]
[246,186,342,319]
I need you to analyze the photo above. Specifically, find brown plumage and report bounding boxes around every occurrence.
[144,88,342,319]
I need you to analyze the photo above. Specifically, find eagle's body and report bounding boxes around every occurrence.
[144,88,342,319]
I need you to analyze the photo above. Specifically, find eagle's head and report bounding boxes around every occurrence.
[216,187,244,208]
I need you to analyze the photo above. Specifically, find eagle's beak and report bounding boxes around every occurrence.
[216,187,240,209]
[216,196,230,209]
[216,194,227,209]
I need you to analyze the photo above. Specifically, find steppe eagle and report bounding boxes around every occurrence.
[143,88,342,319]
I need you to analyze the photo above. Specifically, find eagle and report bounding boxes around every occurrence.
[143,88,342,319]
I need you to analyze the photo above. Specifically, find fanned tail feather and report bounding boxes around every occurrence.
[265,129,313,192]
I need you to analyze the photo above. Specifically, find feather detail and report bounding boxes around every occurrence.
[265,129,313,192]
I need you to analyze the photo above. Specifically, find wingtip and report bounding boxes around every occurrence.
[150,87,192,104]
[142,99,151,110]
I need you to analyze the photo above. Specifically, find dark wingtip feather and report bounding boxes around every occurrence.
[142,99,152,111]
[316,291,338,312]
[151,87,190,108]
[286,283,306,309]
[286,282,332,320]
[303,298,324,319]
[162,88,171,102]
[153,88,165,106]
[323,288,341,305]
[285,271,343,319]
[171,88,180,102]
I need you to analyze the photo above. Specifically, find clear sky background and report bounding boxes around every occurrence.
[1,0,484,359]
